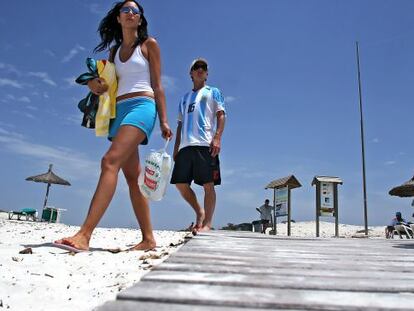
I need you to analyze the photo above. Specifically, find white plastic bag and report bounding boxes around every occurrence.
[138,139,172,201]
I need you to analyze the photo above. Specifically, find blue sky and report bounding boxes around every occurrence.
[0,0,413,230]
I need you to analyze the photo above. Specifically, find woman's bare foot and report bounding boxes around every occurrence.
[128,239,156,251]
[54,232,90,251]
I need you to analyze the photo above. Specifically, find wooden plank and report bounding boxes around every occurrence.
[142,270,414,293]
[118,280,414,310]
[98,300,284,311]
[183,241,412,256]
[184,238,390,246]
[155,262,414,280]
[173,247,414,262]
[184,237,408,247]
[165,254,414,272]
[185,235,407,248]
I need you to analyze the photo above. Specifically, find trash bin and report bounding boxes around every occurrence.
[252,220,262,232]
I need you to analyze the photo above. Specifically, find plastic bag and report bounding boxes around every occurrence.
[138,139,172,201]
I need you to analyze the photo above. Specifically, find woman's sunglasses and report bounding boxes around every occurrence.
[120,6,141,15]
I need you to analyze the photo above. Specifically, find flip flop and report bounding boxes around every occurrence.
[52,241,87,253]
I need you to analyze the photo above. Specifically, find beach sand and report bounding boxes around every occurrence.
[0,212,189,311]
[0,212,387,311]
[263,220,386,238]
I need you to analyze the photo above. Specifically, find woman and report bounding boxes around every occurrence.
[55,0,172,251]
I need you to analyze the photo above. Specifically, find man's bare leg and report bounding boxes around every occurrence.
[200,182,215,231]
[122,149,156,250]
[55,126,145,250]
[175,183,205,229]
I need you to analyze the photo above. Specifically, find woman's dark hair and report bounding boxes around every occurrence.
[94,1,148,53]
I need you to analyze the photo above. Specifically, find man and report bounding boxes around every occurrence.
[256,199,273,233]
[385,211,409,238]
[170,58,226,234]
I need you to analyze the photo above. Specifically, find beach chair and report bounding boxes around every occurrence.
[8,208,38,221]
[41,206,67,223]
[393,224,414,239]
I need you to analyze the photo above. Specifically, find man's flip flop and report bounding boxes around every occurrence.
[52,241,87,253]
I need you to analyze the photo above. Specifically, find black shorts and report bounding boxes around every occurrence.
[170,146,221,186]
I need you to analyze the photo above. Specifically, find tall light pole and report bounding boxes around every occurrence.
[356,41,369,235]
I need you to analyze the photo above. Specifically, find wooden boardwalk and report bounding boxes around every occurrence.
[99,231,414,310]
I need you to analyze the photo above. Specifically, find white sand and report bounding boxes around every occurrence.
[266,221,386,238]
[0,212,189,311]
[0,212,387,311]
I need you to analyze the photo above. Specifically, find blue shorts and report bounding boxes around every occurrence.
[108,97,156,145]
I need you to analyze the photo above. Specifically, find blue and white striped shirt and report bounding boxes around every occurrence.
[177,85,225,150]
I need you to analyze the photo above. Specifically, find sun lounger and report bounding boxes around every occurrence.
[8,208,38,221]
[41,206,67,223]
[394,224,414,239]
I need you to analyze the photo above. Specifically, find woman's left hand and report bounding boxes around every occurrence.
[160,122,173,140]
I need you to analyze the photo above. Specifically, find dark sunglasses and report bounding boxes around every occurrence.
[120,6,141,15]
[191,63,208,71]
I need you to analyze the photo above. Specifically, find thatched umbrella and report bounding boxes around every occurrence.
[26,164,71,210]
[389,175,414,197]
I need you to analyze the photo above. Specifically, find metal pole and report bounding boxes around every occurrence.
[356,41,369,236]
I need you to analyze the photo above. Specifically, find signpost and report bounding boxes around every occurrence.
[312,176,343,237]
[265,175,301,236]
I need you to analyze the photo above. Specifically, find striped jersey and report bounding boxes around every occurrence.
[177,85,225,150]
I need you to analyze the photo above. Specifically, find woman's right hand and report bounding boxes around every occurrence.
[87,78,108,96]
[160,121,173,140]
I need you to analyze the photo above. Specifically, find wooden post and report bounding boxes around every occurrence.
[334,184,339,237]
[287,186,291,236]
[273,188,277,235]
[316,181,320,237]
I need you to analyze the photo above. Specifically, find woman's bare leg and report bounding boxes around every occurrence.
[55,126,145,250]
[122,149,156,250]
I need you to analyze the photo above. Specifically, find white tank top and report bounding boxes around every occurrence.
[114,45,154,96]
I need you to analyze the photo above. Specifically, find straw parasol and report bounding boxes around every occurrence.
[389,175,414,198]
[26,164,71,210]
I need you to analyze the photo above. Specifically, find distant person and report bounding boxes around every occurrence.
[385,211,408,238]
[256,199,273,233]
[170,58,226,234]
[55,0,172,252]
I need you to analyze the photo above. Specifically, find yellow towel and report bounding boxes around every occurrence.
[95,60,117,137]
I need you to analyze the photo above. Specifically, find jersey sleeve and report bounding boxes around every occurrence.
[212,87,226,114]
[177,98,183,122]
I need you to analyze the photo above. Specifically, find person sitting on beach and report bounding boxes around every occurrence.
[385,211,408,238]
[256,199,273,234]
[170,58,226,234]
[55,0,172,252]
